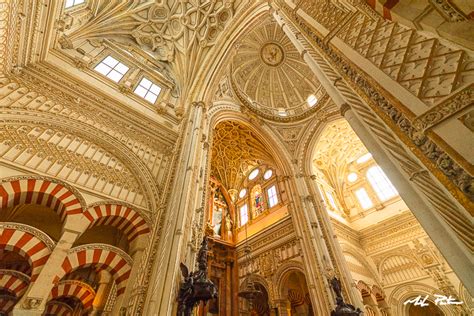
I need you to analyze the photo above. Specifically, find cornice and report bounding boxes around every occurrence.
[19,63,179,146]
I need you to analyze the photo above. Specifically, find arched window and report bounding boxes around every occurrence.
[240,204,249,226]
[366,166,398,201]
[355,188,373,209]
[267,185,278,208]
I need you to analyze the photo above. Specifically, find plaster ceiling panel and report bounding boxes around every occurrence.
[210,121,275,191]
[232,19,322,112]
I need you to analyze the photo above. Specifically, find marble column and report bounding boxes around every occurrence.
[90,270,112,316]
[13,215,87,315]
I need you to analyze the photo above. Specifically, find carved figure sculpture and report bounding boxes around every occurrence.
[329,277,362,316]
[177,237,218,316]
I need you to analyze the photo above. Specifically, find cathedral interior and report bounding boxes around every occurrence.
[0,0,473,315]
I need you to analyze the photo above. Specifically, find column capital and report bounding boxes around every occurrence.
[340,103,351,116]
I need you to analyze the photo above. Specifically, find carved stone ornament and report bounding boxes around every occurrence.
[23,297,42,309]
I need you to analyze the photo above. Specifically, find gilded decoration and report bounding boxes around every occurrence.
[210,121,275,191]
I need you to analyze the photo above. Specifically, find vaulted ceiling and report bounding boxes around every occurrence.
[232,18,321,112]
[210,121,275,191]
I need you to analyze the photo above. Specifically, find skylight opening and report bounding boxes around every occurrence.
[355,188,373,209]
[307,94,318,107]
[356,153,372,164]
[366,166,398,201]
[134,77,162,104]
[94,56,129,83]
[239,189,247,199]
[248,169,259,180]
[65,0,85,9]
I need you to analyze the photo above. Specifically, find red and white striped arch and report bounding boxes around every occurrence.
[0,270,30,298]
[59,245,132,296]
[0,178,84,221]
[0,296,17,315]
[49,280,95,310]
[0,228,52,281]
[44,300,73,316]
[83,204,150,241]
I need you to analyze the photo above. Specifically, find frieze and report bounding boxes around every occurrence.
[429,0,468,22]
[413,86,474,131]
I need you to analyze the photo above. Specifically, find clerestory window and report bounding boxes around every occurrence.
[65,0,85,8]
[366,166,398,201]
[134,77,162,104]
[94,56,129,83]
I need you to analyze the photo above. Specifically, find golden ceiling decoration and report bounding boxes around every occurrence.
[232,19,322,111]
[211,121,275,191]
[313,120,369,214]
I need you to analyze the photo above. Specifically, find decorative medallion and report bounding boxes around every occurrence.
[260,42,284,67]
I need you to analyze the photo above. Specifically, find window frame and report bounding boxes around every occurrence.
[239,204,249,227]
[133,76,162,105]
[93,55,130,83]
[65,0,85,9]
[267,185,278,208]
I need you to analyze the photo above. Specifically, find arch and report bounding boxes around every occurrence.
[340,243,381,284]
[239,273,273,303]
[0,111,160,211]
[208,106,295,178]
[58,244,132,296]
[43,300,73,316]
[82,203,151,242]
[49,280,96,310]
[272,260,307,299]
[0,223,54,281]
[0,176,85,222]
[388,282,454,316]
[0,270,30,298]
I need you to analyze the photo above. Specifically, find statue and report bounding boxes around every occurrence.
[329,276,362,316]
[177,237,218,316]
[225,212,233,240]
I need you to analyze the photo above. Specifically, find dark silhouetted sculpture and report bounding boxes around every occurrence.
[177,236,218,316]
[330,276,363,316]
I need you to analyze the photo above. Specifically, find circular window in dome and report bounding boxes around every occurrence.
[248,169,259,180]
[347,173,358,183]
[239,188,247,198]
[307,94,318,107]
[263,169,273,180]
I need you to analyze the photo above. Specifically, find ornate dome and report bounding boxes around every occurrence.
[231,19,324,118]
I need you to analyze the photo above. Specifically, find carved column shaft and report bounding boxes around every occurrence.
[143,102,207,315]
[281,175,333,314]
[13,217,85,315]
[273,7,474,295]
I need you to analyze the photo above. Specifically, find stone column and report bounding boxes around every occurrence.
[303,176,364,309]
[112,235,147,314]
[274,299,291,316]
[13,215,87,315]
[141,101,207,315]
[225,258,232,316]
[280,175,336,314]
[341,105,474,294]
[273,8,473,295]
[90,270,112,316]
